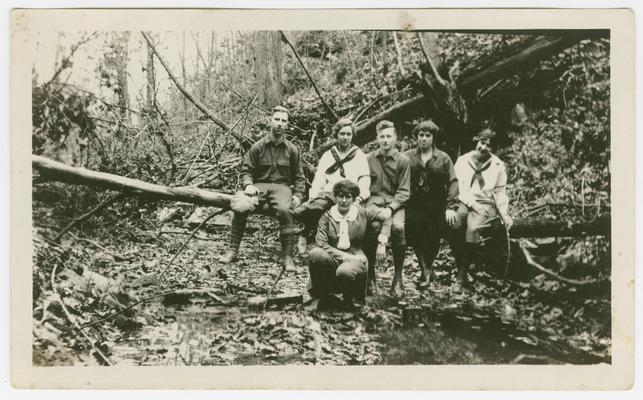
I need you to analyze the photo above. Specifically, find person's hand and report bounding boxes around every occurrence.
[471,203,488,216]
[291,195,301,209]
[378,207,392,220]
[244,184,259,196]
[445,209,457,227]
[376,243,387,265]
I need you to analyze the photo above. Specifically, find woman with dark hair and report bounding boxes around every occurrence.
[308,179,385,307]
[294,118,371,254]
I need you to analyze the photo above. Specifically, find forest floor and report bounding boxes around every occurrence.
[32,204,612,367]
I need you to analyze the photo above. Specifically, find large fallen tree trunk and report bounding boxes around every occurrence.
[34,155,236,209]
[349,32,600,148]
[33,155,609,238]
[509,216,610,238]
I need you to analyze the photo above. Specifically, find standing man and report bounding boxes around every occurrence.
[294,118,371,253]
[219,106,306,272]
[364,120,411,296]
[403,120,460,288]
[453,128,513,285]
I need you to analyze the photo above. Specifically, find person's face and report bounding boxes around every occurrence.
[377,127,396,151]
[336,192,355,214]
[475,139,493,158]
[417,130,434,151]
[337,126,354,151]
[270,111,289,135]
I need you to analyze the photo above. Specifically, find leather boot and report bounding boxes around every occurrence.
[220,212,247,265]
[281,232,297,272]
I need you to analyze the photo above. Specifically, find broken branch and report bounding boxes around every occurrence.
[279,31,339,120]
[141,31,251,148]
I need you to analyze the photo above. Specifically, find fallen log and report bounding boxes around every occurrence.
[33,155,609,238]
[510,216,609,238]
[348,33,594,148]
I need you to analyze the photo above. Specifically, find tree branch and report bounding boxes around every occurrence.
[279,31,339,120]
[140,31,251,148]
[53,192,126,242]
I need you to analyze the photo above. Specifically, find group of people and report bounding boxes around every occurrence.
[219,106,512,307]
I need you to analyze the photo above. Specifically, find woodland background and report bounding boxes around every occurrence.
[30,30,611,366]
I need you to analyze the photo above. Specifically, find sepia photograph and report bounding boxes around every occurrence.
[10,8,634,390]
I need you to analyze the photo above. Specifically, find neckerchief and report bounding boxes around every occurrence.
[326,146,359,178]
[329,204,358,250]
[468,157,492,188]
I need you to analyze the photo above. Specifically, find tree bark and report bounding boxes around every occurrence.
[114,32,131,127]
[145,33,156,110]
[253,31,283,110]
[33,154,610,238]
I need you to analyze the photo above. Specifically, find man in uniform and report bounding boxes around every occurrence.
[219,106,306,272]
[453,128,513,285]
[403,120,460,288]
[364,120,411,296]
[294,118,371,253]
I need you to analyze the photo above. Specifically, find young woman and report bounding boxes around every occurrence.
[308,179,385,307]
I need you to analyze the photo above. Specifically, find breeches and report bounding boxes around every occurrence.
[232,182,295,235]
[364,195,406,247]
[454,202,498,243]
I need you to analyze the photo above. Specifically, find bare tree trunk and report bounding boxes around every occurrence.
[252,31,283,109]
[391,32,406,76]
[145,33,156,110]
[115,32,131,126]
[180,32,189,117]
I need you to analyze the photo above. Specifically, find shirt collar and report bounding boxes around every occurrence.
[376,148,398,160]
[266,133,285,146]
[330,204,359,222]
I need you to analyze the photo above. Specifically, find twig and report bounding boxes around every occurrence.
[518,240,597,286]
[152,100,178,182]
[181,106,249,185]
[66,232,132,261]
[50,262,113,366]
[262,267,286,313]
[53,192,126,242]
[72,289,182,333]
[141,31,251,148]
[391,32,407,76]
[340,31,357,71]
[279,31,339,120]
[158,230,218,241]
[156,209,228,279]
[44,34,96,89]
[581,176,586,217]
